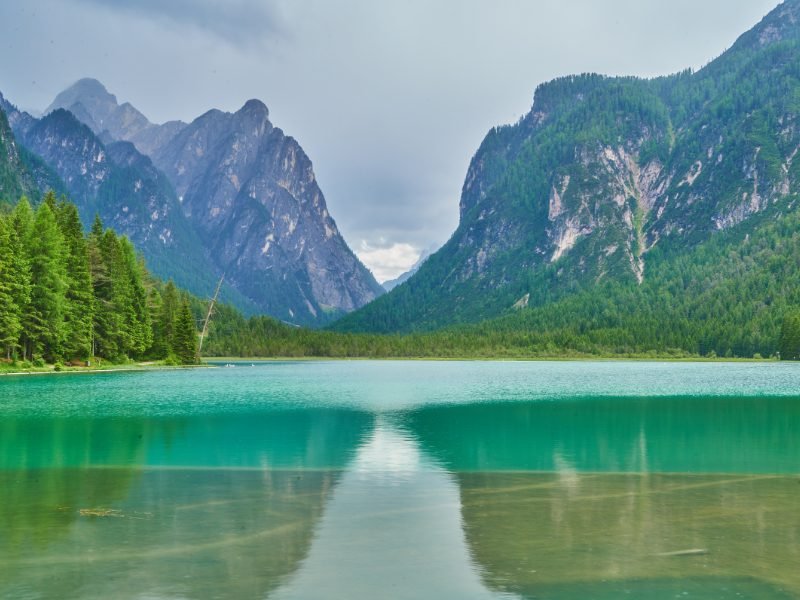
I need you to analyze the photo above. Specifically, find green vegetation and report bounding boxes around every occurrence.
[779,310,800,360]
[201,195,800,360]
[0,194,199,367]
[332,26,800,340]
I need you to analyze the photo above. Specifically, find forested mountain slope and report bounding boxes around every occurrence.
[334,0,800,335]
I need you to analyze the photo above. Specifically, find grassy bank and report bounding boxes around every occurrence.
[0,359,206,376]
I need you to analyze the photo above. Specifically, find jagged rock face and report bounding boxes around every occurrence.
[0,104,35,203]
[19,80,382,324]
[22,109,112,202]
[3,104,227,305]
[334,0,800,333]
[150,99,383,322]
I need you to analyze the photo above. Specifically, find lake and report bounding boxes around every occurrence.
[2,360,800,599]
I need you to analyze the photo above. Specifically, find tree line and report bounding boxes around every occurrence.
[0,193,198,366]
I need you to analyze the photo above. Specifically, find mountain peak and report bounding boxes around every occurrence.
[725,0,800,54]
[238,99,270,119]
[71,77,112,96]
[46,78,116,115]
[46,78,160,149]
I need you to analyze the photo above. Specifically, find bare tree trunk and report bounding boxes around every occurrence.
[198,275,225,356]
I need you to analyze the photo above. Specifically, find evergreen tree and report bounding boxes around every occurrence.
[92,227,127,358]
[119,238,152,357]
[154,280,180,359]
[1,207,31,360]
[26,202,67,361]
[173,297,199,365]
[88,216,112,358]
[56,201,94,360]
[779,312,800,361]
[10,196,34,246]
[0,218,23,359]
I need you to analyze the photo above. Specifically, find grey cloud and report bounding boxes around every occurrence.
[71,0,287,46]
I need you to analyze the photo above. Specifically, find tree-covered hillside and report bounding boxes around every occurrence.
[333,0,800,336]
[0,194,198,366]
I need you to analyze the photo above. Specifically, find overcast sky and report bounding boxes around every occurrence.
[0,0,781,281]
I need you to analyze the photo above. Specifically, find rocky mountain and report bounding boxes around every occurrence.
[0,93,63,204]
[0,101,35,203]
[148,99,383,322]
[1,100,233,306]
[334,0,800,333]
[5,80,382,325]
[46,78,187,157]
[382,248,433,292]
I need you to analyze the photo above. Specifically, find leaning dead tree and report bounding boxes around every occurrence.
[198,275,225,354]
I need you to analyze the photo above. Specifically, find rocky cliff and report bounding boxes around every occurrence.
[149,98,383,322]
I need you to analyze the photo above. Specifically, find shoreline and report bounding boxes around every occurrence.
[0,363,210,377]
[0,355,783,377]
[204,355,778,363]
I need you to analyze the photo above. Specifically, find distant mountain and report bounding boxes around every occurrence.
[382,248,434,292]
[46,78,187,157]
[334,0,800,334]
[4,79,383,325]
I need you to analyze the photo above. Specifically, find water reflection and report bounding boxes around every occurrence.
[273,417,513,600]
[0,409,373,599]
[403,396,800,473]
[404,397,800,598]
[455,472,800,599]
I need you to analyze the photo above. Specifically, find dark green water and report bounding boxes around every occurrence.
[2,360,800,599]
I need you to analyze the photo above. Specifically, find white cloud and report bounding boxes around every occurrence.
[356,241,420,283]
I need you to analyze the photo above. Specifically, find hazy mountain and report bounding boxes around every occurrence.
[46,78,187,157]
[334,0,800,333]
[382,248,434,292]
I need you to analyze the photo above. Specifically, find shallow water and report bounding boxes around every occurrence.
[2,361,800,599]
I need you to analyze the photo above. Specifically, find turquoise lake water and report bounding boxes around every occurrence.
[2,360,800,599]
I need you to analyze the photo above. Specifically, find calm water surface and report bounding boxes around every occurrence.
[2,360,800,599]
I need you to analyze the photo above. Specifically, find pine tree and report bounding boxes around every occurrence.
[88,215,114,357]
[0,217,22,359]
[118,238,152,358]
[92,227,127,358]
[173,297,199,365]
[56,201,94,360]
[1,206,31,360]
[779,312,800,361]
[146,286,164,357]
[154,280,180,359]
[27,202,68,361]
[10,196,34,245]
